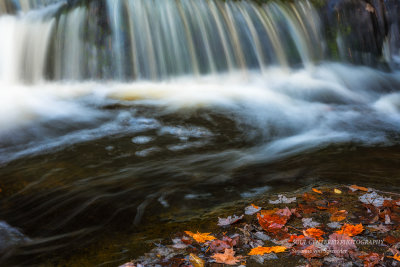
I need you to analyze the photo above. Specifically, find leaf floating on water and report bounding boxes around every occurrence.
[330,210,348,222]
[211,248,241,265]
[245,204,261,215]
[334,188,342,194]
[248,246,287,255]
[359,191,391,207]
[189,253,205,267]
[336,224,363,237]
[218,215,244,226]
[349,185,369,192]
[312,188,323,194]
[184,231,215,243]
[269,194,296,204]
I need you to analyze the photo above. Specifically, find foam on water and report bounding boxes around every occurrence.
[1,64,399,166]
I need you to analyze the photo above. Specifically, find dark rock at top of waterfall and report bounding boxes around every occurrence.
[320,0,399,67]
[0,221,30,253]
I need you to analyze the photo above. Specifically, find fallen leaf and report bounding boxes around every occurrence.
[218,215,244,226]
[358,252,382,267]
[248,246,287,255]
[245,204,261,215]
[257,210,288,232]
[327,222,342,229]
[330,210,348,222]
[312,188,323,194]
[302,193,317,202]
[301,244,328,258]
[392,253,400,262]
[328,233,356,257]
[359,192,391,207]
[367,224,390,233]
[336,224,363,237]
[302,218,321,228]
[298,204,317,214]
[334,189,342,194]
[349,185,369,192]
[185,231,215,243]
[171,238,189,249]
[209,240,231,252]
[303,228,325,240]
[384,235,400,245]
[189,253,205,267]
[269,194,296,204]
[211,248,241,265]
[276,207,292,217]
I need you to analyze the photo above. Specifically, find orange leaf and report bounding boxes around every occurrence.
[257,210,288,232]
[392,253,400,262]
[336,224,363,237]
[251,204,260,209]
[248,246,287,255]
[312,188,323,194]
[303,228,325,240]
[330,210,348,222]
[349,185,368,192]
[211,248,241,265]
[185,231,215,243]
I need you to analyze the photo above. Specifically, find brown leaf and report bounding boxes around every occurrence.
[330,210,348,222]
[211,248,241,265]
[358,252,382,267]
[328,233,356,257]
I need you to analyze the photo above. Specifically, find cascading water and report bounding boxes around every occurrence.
[1,0,400,265]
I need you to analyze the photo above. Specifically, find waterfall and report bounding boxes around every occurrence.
[0,0,326,83]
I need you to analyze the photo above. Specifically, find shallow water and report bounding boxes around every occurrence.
[1,64,400,265]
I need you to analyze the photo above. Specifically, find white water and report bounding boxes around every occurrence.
[1,64,400,167]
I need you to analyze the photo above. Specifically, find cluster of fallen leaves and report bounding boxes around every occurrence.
[121,185,400,266]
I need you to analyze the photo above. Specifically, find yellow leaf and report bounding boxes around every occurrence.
[334,189,342,194]
[185,231,215,243]
[248,246,287,255]
[189,253,205,267]
[312,188,323,194]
